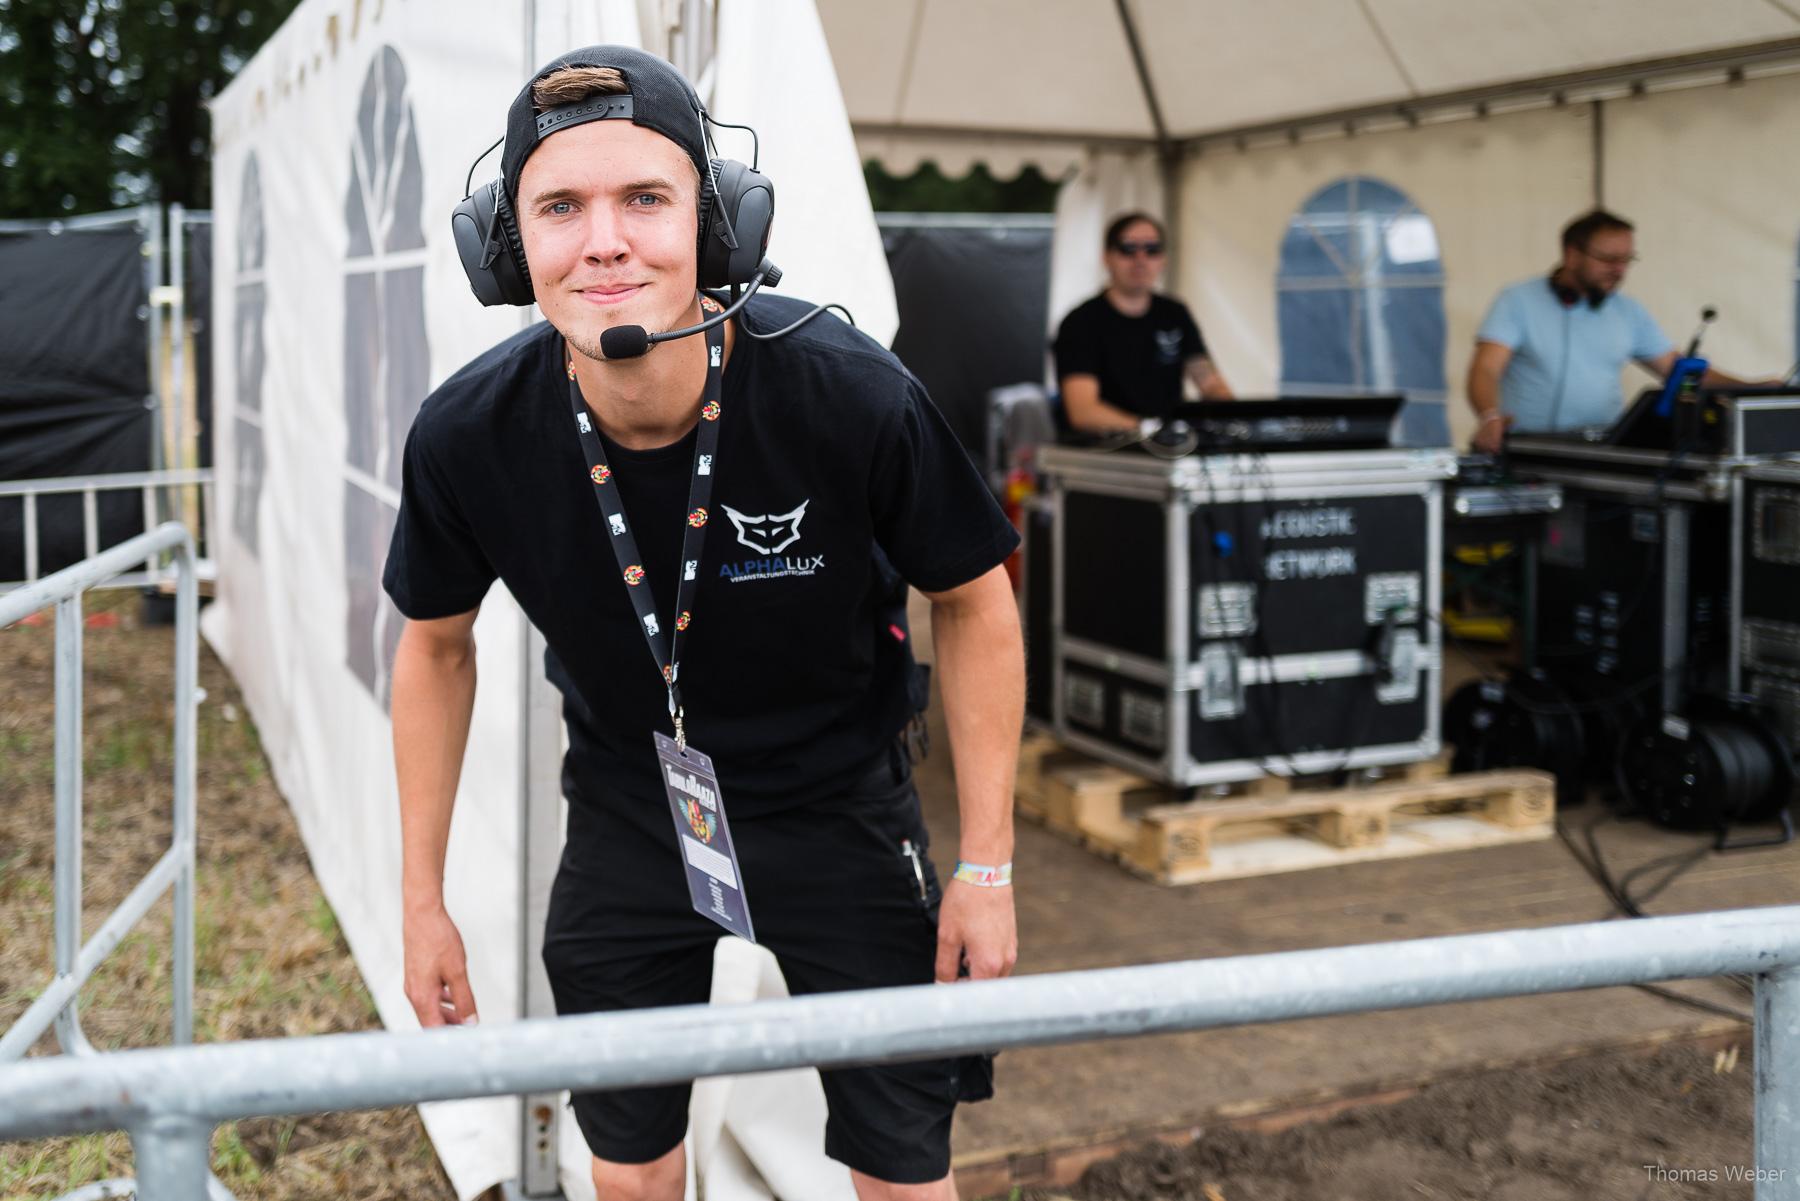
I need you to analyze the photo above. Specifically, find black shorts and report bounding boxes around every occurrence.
[541,745,993,1184]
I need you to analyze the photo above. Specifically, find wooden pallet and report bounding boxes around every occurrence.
[1014,735,1555,885]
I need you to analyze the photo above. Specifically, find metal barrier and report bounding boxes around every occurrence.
[0,469,215,592]
[0,524,208,1196]
[1,906,1796,1198]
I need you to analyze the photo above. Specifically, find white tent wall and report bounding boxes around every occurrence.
[710,0,899,346]
[208,1,892,1197]
[207,2,540,1194]
[1046,149,1162,350]
[1604,70,1800,388]
[1170,71,1800,446]
[1174,103,1594,445]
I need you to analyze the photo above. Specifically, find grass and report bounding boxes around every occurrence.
[0,591,456,1201]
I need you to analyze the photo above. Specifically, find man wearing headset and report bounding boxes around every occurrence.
[1053,211,1233,434]
[1467,209,1761,454]
[383,47,1023,1201]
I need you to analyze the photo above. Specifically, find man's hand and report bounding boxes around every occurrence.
[1472,411,1512,455]
[404,903,479,1027]
[935,880,1018,983]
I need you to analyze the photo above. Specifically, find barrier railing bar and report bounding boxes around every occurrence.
[0,468,216,498]
[0,524,198,1078]
[2,470,216,588]
[1,906,1794,1139]
[0,522,195,625]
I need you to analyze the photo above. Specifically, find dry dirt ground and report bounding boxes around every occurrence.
[0,591,455,1201]
[1042,1042,1758,1201]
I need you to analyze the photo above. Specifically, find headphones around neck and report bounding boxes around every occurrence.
[1548,269,1605,311]
[450,104,775,308]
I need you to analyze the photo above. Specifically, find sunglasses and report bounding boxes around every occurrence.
[1111,240,1165,258]
[1580,248,1638,267]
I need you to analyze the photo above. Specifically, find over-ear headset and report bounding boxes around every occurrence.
[1547,269,1605,311]
[450,99,774,307]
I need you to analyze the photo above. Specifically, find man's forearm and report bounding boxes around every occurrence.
[392,631,479,910]
[1700,366,1758,389]
[928,570,1024,864]
[1070,393,1148,433]
[1467,368,1502,419]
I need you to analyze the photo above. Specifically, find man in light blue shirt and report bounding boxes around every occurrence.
[1467,210,1760,452]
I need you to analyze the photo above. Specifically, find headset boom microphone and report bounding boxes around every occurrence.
[597,261,780,360]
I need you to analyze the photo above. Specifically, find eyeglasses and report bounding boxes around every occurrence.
[1111,240,1165,258]
[1581,248,1638,267]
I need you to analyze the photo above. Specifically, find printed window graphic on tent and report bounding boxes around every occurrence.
[233,154,267,555]
[343,46,430,707]
[1277,176,1449,445]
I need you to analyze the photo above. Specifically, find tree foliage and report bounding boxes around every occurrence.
[0,0,299,217]
[863,160,1059,215]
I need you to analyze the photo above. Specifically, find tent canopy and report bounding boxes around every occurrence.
[821,0,1800,174]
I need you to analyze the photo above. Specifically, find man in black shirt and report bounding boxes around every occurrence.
[383,46,1024,1201]
[1053,211,1233,432]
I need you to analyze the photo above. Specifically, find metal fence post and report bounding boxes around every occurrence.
[142,204,164,481]
[172,538,198,1045]
[1757,966,1800,1199]
[128,1114,212,1201]
[52,595,93,1056]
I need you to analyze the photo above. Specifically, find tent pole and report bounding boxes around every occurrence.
[1591,98,1605,209]
[1113,0,1180,275]
[1161,151,1183,289]
[512,621,567,1199]
[511,4,565,1192]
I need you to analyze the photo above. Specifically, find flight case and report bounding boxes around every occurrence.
[1025,445,1457,786]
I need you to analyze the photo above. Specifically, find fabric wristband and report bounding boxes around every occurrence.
[953,861,1013,887]
[1479,411,1505,426]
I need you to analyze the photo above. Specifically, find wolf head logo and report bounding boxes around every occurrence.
[723,500,809,555]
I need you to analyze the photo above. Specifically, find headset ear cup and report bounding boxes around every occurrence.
[491,186,533,306]
[450,179,533,307]
[698,159,775,290]
[695,161,720,285]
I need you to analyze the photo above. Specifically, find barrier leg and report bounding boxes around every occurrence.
[171,551,198,1045]
[52,596,94,1055]
[1757,966,1800,1199]
[129,1115,211,1201]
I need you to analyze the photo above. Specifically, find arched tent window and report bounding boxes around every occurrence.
[1277,176,1448,444]
[344,46,430,707]
[232,154,266,554]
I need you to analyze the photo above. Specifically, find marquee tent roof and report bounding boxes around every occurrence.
[819,0,1800,172]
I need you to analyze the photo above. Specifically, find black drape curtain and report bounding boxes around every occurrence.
[0,224,153,579]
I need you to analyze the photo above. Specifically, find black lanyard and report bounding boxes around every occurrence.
[567,316,724,750]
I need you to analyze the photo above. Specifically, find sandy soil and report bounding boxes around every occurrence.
[1048,1042,1758,1201]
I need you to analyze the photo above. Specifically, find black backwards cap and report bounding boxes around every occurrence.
[500,45,709,208]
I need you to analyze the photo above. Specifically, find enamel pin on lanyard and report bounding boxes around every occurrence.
[567,304,755,941]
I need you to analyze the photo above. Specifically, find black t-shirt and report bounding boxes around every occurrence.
[1052,293,1207,420]
[383,294,1018,817]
